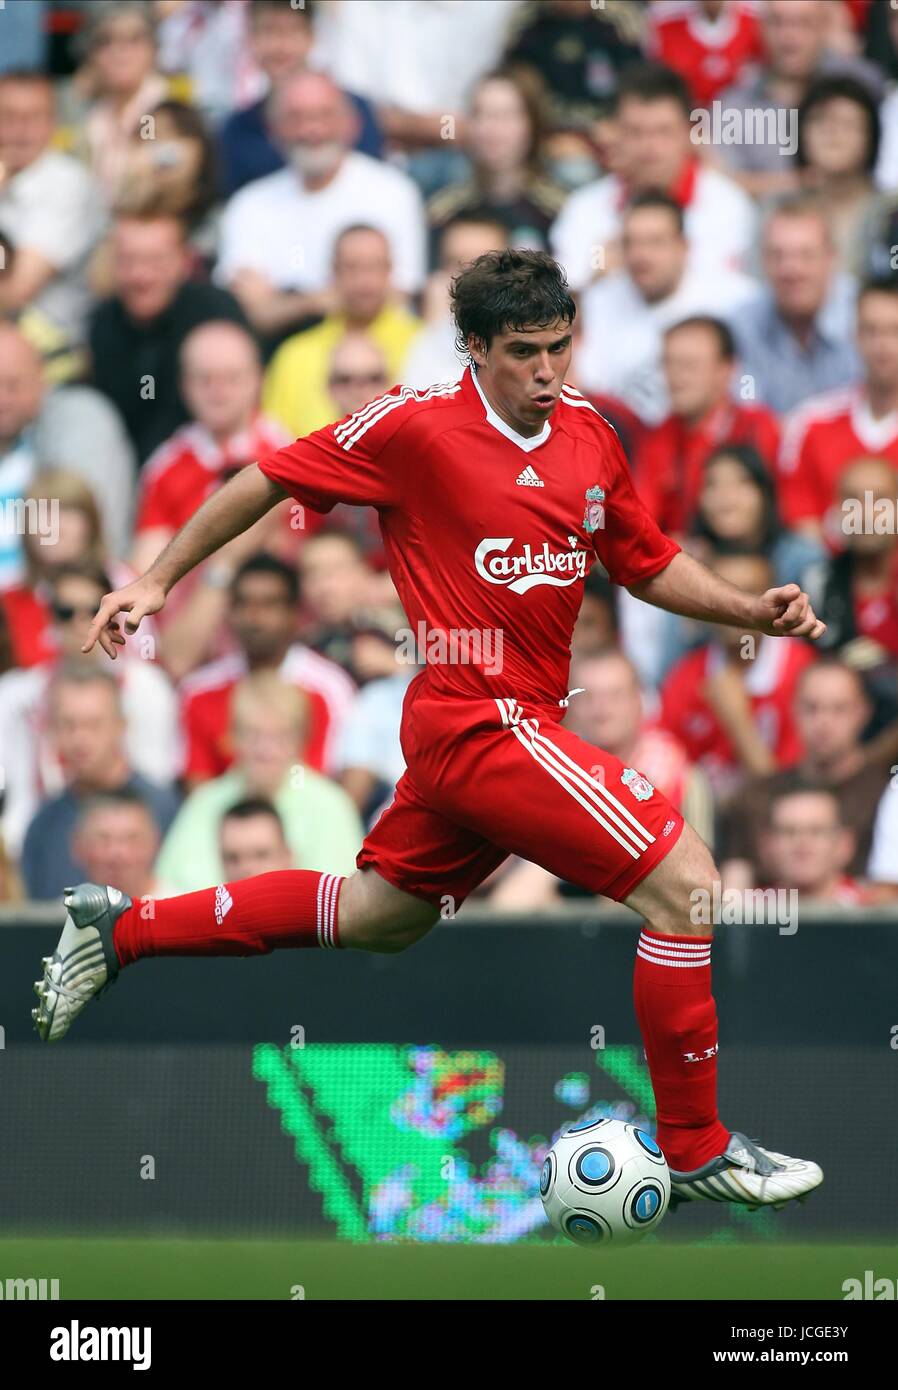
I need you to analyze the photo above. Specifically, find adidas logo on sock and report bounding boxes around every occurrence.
[515,464,544,487]
[214,885,233,925]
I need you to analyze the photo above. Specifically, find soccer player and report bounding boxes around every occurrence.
[33,250,826,1211]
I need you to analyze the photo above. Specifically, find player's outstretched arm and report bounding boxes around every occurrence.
[628,550,826,640]
[82,463,289,659]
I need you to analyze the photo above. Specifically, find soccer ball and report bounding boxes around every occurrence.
[540,1116,670,1246]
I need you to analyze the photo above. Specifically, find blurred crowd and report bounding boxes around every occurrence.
[1,0,898,912]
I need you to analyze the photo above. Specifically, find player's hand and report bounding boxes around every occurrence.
[82,578,166,659]
[754,584,826,640]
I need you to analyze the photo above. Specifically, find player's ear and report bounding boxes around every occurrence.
[468,334,488,368]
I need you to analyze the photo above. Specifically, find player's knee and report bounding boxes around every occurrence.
[338,872,437,953]
[654,833,720,936]
[348,917,426,954]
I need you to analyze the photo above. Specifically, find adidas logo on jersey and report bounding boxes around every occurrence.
[515,465,544,487]
[214,885,233,925]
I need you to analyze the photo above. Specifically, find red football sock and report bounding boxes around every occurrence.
[113,871,344,967]
[633,928,731,1172]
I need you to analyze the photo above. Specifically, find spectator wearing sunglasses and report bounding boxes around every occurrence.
[0,564,180,868]
[0,467,157,671]
[262,225,421,441]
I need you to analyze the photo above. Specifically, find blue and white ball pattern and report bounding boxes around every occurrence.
[540,1118,670,1245]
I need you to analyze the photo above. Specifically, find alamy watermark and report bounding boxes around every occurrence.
[841,491,898,535]
[691,101,798,158]
[395,621,504,676]
[0,1275,59,1299]
[690,882,799,935]
[3,497,59,546]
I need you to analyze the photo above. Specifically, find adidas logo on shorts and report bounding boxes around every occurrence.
[515,464,544,487]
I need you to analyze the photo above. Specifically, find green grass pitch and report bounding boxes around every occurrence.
[0,1239,893,1300]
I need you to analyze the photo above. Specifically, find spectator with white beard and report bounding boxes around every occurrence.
[215,70,425,345]
[217,0,382,196]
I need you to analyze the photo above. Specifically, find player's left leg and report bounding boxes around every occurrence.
[31,767,504,1042]
[31,867,441,1042]
[624,824,823,1211]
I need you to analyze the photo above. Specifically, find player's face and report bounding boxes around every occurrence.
[472,322,573,437]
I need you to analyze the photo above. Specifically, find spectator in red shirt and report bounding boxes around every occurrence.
[636,316,781,537]
[778,278,898,531]
[179,553,356,787]
[647,0,763,109]
[813,455,898,738]
[760,785,870,905]
[132,318,302,680]
[660,550,817,796]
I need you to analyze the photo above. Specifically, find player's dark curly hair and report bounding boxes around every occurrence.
[450,249,576,361]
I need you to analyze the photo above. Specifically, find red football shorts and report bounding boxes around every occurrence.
[356,675,684,908]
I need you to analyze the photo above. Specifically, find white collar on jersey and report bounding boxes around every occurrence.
[470,364,552,453]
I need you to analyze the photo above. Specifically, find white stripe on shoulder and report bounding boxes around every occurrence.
[560,387,620,436]
[334,381,462,452]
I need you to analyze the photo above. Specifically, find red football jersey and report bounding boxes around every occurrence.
[258,368,681,710]
[647,0,763,108]
[778,386,898,526]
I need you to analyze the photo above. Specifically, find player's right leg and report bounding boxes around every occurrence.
[624,824,823,1212]
[32,867,440,1043]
